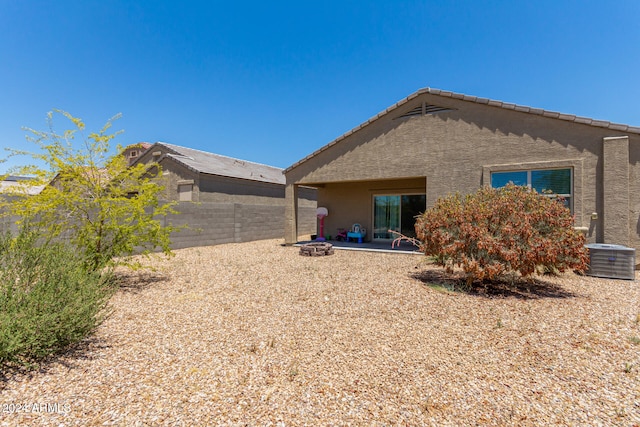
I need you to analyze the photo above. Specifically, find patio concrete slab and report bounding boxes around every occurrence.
[295,239,422,255]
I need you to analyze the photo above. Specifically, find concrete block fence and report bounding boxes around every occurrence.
[162,202,316,250]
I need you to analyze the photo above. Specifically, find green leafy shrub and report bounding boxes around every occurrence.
[415,184,589,286]
[0,227,115,368]
[1,111,178,272]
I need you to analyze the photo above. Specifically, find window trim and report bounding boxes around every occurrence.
[482,159,583,224]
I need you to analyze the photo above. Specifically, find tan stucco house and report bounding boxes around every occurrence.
[131,142,316,248]
[284,88,640,250]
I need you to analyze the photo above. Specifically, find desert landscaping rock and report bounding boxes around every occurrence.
[1,238,639,426]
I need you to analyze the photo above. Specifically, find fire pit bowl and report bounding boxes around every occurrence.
[299,242,334,256]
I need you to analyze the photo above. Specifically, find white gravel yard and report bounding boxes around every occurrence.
[1,238,640,426]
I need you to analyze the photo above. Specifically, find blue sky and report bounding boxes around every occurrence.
[1,1,639,174]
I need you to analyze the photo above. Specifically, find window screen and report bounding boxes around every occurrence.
[531,169,571,195]
[491,168,572,210]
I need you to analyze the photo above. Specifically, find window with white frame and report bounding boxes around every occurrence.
[490,168,572,210]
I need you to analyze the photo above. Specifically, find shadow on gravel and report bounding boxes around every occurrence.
[0,337,111,387]
[411,269,578,300]
[1,272,167,385]
[114,270,168,293]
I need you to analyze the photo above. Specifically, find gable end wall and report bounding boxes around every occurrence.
[286,93,640,248]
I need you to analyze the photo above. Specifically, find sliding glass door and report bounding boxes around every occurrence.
[373,194,426,240]
[374,196,400,240]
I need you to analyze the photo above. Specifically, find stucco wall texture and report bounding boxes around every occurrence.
[285,91,640,249]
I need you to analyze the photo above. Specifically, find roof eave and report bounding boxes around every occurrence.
[162,152,285,185]
[284,88,430,173]
[284,87,640,174]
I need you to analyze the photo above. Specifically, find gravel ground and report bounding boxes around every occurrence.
[1,238,639,426]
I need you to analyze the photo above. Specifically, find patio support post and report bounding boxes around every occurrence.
[602,136,630,246]
[284,183,299,245]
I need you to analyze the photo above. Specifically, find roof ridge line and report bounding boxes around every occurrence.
[427,88,639,132]
[284,87,640,173]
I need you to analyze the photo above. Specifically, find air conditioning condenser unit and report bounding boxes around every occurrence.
[585,244,636,280]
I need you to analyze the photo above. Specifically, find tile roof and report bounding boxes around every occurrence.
[428,88,640,133]
[152,143,285,185]
[124,142,153,151]
[285,87,640,173]
[0,176,46,195]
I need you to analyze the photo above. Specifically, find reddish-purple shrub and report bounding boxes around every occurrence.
[415,184,589,285]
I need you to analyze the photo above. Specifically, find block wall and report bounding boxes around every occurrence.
[162,201,316,249]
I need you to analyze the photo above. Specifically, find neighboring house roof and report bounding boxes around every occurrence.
[123,142,153,151]
[0,176,46,195]
[285,87,640,173]
[123,142,153,165]
[148,142,286,185]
